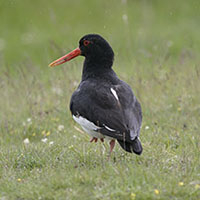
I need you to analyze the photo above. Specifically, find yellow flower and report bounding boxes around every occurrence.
[195,184,200,189]
[46,131,50,136]
[42,130,46,135]
[177,107,182,111]
[178,182,184,186]
[154,189,159,195]
[130,192,136,200]
[17,178,21,182]
[32,133,36,136]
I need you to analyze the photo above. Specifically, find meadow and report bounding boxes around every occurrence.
[0,0,200,199]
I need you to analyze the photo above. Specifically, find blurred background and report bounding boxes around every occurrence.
[1,0,200,65]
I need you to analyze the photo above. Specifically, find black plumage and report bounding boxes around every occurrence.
[70,34,143,155]
[49,34,143,155]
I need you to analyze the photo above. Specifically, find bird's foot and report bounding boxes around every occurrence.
[90,137,104,143]
[90,137,98,143]
[100,138,104,142]
[108,139,115,160]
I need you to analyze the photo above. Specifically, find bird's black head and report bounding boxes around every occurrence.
[49,34,114,69]
[79,34,114,67]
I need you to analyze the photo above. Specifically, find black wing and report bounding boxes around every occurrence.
[70,79,142,143]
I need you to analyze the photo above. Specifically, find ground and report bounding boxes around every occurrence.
[0,0,200,199]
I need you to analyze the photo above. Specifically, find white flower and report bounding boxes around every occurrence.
[41,138,48,143]
[122,14,128,24]
[49,141,54,145]
[145,126,150,130]
[58,125,64,131]
[73,81,79,87]
[52,87,63,95]
[27,118,32,123]
[23,138,30,144]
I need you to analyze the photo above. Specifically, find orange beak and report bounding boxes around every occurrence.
[49,47,81,67]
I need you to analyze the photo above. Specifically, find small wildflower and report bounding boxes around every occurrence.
[23,138,30,144]
[178,182,184,186]
[195,184,200,189]
[27,118,31,122]
[52,87,63,95]
[122,14,128,24]
[32,133,36,136]
[145,126,149,130]
[154,189,159,195]
[73,81,78,87]
[177,107,182,112]
[46,131,50,136]
[69,145,74,149]
[58,125,64,131]
[130,192,136,200]
[49,141,54,145]
[17,178,21,182]
[41,138,48,143]
[42,130,46,135]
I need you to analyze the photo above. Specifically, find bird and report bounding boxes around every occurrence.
[49,34,143,156]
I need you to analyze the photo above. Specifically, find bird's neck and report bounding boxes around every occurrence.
[81,58,114,80]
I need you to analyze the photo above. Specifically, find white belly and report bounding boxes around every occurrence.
[73,115,113,140]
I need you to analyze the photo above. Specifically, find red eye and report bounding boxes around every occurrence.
[83,40,90,46]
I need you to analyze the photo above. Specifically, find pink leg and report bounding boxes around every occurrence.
[108,140,115,159]
[100,138,104,142]
[90,137,98,143]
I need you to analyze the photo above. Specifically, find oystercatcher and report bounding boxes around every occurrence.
[49,34,143,156]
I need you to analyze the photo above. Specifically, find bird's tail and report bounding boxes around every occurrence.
[117,137,143,155]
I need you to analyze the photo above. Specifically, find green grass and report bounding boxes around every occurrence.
[0,0,200,199]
